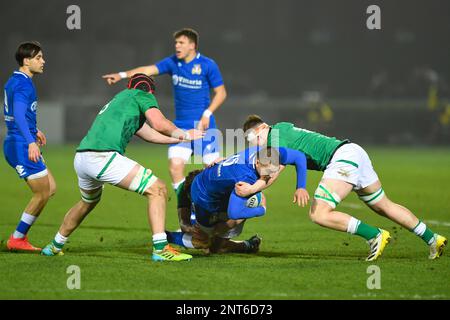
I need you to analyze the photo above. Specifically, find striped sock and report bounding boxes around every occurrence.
[347,217,380,241]
[52,232,68,250]
[13,212,37,239]
[412,221,435,245]
[172,179,185,192]
[152,233,168,251]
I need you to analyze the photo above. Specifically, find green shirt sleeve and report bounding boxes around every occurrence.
[135,91,159,113]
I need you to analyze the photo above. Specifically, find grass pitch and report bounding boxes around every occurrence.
[0,144,449,299]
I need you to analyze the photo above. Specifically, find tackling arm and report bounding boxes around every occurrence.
[144,108,204,141]
[135,123,183,144]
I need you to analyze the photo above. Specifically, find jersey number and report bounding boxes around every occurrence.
[222,154,240,166]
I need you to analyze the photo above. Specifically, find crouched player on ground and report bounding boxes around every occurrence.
[242,115,447,261]
[41,74,203,262]
[166,146,308,254]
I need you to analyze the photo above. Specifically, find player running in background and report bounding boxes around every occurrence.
[3,41,56,252]
[41,74,203,262]
[102,28,227,198]
[241,115,447,261]
[166,146,309,254]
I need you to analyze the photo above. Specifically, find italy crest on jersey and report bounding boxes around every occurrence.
[191,64,202,75]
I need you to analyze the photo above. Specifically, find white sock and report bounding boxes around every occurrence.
[182,233,195,248]
[412,222,426,237]
[54,232,68,245]
[346,217,361,235]
[172,178,185,191]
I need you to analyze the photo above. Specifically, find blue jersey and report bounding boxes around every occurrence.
[3,71,46,179]
[3,71,38,144]
[191,147,260,213]
[155,53,224,129]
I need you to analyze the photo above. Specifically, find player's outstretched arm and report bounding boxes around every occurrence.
[145,108,204,141]
[278,147,310,207]
[102,65,159,85]
[135,123,183,144]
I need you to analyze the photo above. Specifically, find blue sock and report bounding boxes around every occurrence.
[13,212,36,239]
[166,231,185,247]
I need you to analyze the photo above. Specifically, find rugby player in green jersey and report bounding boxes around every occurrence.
[41,74,204,261]
[240,115,447,261]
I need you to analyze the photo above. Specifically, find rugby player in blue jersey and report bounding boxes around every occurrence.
[103,28,227,196]
[166,146,309,254]
[3,41,56,252]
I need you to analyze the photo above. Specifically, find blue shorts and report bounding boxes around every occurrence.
[3,139,47,179]
[192,202,228,228]
[191,179,228,227]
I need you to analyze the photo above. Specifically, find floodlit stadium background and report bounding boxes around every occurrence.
[1,0,449,146]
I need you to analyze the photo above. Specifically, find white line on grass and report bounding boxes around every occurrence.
[1,288,447,299]
[424,220,450,228]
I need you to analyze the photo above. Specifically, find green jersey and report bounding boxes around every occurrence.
[267,122,348,171]
[77,89,159,154]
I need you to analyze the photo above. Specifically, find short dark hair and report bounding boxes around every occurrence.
[183,169,203,201]
[127,73,156,93]
[173,28,199,49]
[15,41,42,66]
[243,114,264,132]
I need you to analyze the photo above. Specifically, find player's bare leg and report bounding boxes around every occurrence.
[358,180,447,259]
[169,157,186,190]
[47,169,57,197]
[41,187,101,256]
[7,174,52,252]
[309,178,390,261]
[309,179,353,231]
[23,175,51,217]
[57,189,101,237]
[121,164,191,261]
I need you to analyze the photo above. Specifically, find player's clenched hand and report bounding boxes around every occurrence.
[102,73,121,85]
[235,181,255,197]
[28,142,41,163]
[185,128,205,141]
[293,188,310,207]
[36,129,46,146]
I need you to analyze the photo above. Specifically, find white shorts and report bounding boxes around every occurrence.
[322,143,379,190]
[197,220,246,239]
[168,145,220,165]
[74,151,137,190]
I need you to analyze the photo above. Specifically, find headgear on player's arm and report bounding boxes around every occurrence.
[127,73,156,94]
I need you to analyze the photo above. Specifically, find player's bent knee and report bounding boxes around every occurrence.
[128,166,159,196]
[80,187,103,204]
[313,183,341,210]
[144,179,167,199]
[309,201,332,224]
[359,187,385,208]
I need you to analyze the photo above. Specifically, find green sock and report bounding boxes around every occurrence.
[355,222,380,241]
[412,221,435,245]
[153,238,168,251]
[52,239,64,250]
